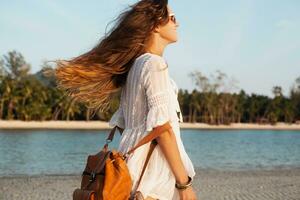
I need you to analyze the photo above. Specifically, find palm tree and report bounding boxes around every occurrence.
[0,50,31,119]
[272,86,283,98]
[290,77,300,121]
[235,90,247,123]
[178,89,190,122]
[188,90,201,123]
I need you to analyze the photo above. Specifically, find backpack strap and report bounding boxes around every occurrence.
[125,122,172,192]
[105,122,173,192]
[104,122,171,155]
[133,139,157,193]
[106,126,123,142]
[125,122,172,156]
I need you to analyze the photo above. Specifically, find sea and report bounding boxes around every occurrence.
[0,129,299,177]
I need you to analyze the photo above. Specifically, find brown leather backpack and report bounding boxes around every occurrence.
[73,121,172,200]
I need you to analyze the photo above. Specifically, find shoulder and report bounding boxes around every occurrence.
[137,53,168,72]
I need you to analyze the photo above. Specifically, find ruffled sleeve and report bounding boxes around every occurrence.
[108,103,125,129]
[142,54,178,132]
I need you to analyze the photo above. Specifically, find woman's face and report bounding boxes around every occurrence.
[156,5,179,44]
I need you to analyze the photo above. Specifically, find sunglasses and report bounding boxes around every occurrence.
[169,13,177,24]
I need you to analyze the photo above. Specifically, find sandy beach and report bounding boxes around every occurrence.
[1,120,300,130]
[0,168,299,200]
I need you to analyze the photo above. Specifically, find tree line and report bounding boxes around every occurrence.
[1,50,299,125]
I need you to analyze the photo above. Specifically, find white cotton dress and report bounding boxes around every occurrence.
[108,52,196,200]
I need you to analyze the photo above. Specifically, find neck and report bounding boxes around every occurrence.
[145,35,168,57]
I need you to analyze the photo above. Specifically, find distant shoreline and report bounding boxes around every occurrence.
[1,120,300,130]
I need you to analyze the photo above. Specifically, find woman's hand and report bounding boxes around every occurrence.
[178,186,197,200]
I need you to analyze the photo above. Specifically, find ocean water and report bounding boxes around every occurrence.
[0,129,299,176]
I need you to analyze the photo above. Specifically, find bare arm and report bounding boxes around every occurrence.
[155,126,189,184]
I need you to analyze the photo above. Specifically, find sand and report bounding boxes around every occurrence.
[0,168,300,200]
[1,120,300,130]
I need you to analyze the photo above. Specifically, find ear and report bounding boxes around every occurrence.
[153,25,160,33]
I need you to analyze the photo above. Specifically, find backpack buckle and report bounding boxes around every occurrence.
[89,171,96,182]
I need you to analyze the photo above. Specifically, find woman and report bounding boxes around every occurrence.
[52,0,197,199]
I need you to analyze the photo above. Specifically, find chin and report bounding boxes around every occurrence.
[167,36,178,44]
[171,38,178,43]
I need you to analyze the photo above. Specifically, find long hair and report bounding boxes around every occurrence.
[45,0,170,115]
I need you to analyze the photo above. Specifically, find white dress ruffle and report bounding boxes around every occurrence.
[108,105,125,129]
[146,92,179,132]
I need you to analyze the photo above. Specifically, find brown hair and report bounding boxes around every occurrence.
[45,0,170,115]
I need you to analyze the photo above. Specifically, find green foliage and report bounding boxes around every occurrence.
[0,51,299,124]
[182,69,300,125]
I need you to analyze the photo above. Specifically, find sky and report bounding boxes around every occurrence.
[0,0,299,98]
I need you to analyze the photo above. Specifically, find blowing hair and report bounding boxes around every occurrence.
[45,0,170,116]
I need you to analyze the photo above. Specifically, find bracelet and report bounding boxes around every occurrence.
[175,176,193,190]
